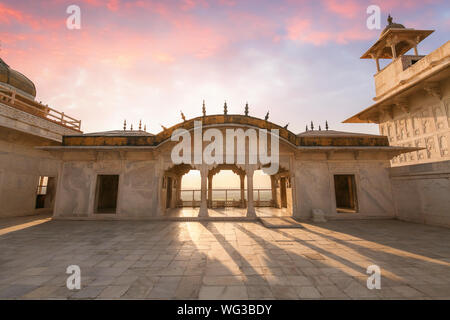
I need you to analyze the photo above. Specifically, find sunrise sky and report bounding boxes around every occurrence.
[2,0,449,135]
[1,0,449,188]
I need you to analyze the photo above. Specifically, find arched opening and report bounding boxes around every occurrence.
[180,169,201,207]
[210,169,242,208]
[163,164,294,218]
[162,164,193,212]
[267,167,293,217]
[253,170,272,207]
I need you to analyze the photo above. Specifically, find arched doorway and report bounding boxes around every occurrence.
[162,164,193,211]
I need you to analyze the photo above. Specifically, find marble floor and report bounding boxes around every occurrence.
[0,214,450,300]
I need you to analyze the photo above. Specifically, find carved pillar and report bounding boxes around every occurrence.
[208,174,213,208]
[239,174,245,208]
[199,165,208,217]
[246,166,256,217]
[270,175,277,208]
[390,44,397,59]
[176,175,182,207]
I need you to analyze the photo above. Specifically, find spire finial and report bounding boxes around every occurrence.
[139,119,142,131]
[244,102,249,116]
[130,123,133,131]
[387,14,393,25]
[306,125,308,131]
[325,120,329,130]
[311,121,314,130]
[144,124,147,132]
[319,125,321,131]
[202,100,206,117]
[224,101,228,115]
[123,119,126,131]
[265,111,269,121]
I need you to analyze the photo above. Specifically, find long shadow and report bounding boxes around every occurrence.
[233,223,369,278]
[294,220,450,267]
[201,221,268,285]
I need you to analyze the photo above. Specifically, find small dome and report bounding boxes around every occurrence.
[380,15,405,37]
[0,58,36,98]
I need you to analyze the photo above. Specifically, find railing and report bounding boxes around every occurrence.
[0,84,81,131]
[179,188,273,207]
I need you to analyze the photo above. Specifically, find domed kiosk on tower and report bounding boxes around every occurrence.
[0,57,36,99]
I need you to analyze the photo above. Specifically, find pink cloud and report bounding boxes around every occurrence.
[324,0,363,19]
[107,0,120,11]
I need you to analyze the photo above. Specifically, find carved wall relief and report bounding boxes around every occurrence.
[433,105,445,130]
[387,124,394,142]
[415,139,425,160]
[422,110,430,134]
[445,98,450,127]
[425,137,436,159]
[405,118,412,138]
[401,120,405,140]
[406,142,415,161]
[395,120,402,141]
[398,143,406,163]
[439,135,449,157]
[412,113,421,136]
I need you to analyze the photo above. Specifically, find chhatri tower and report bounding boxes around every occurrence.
[345,15,450,166]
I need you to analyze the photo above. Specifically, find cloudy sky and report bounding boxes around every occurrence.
[1,0,449,136]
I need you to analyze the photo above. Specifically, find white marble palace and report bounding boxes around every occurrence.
[0,17,449,227]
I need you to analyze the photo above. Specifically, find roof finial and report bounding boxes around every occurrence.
[325,120,329,130]
[265,111,269,121]
[311,121,314,130]
[144,124,147,132]
[319,125,321,131]
[244,102,249,116]
[161,124,167,131]
[180,110,186,122]
[202,100,206,117]
[224,101,228,115]
[306,125,308,131]
[123,119,126,131]
[387,14,393,25]
[139,119,142,131]
[130,123,133,131]
[284,123,289,129]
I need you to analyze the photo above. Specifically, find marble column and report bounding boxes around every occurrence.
[176,175,182,207]
[246,166,256,217]
[239,174,245,208]
[270,175,277,208]
[199,166,208,217]
[208,174,213,208]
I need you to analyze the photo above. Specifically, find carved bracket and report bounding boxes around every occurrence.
[423,82,442,100]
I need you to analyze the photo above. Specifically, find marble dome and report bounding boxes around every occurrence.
[0,57,36,98]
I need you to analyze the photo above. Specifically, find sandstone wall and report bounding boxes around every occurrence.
[390,160,450,227]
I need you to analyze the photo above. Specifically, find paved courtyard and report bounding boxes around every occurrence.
[1,214,450,299]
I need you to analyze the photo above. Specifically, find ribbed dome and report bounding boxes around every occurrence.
[0,58,36,98]
[380,15,405,38]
